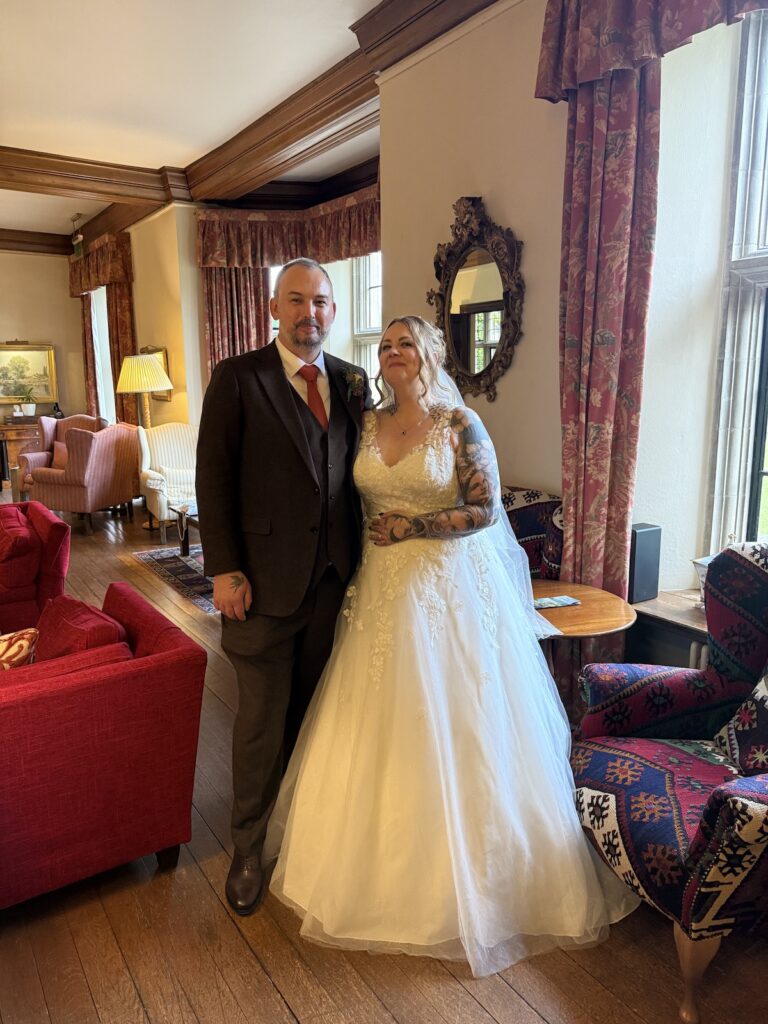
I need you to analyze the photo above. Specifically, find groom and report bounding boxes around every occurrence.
[196,257,370,915]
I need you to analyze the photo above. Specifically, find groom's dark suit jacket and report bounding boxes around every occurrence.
[195,342,368,619]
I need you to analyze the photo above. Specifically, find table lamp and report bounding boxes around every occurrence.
[116,353,173,428]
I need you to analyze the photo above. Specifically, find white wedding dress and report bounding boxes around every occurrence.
[264,407,638,976]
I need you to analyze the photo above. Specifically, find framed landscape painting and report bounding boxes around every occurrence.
[0,343,58,403]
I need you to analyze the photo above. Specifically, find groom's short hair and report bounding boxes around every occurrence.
[273,258,333,299]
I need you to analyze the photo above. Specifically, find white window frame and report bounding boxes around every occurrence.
[352,252,382,377]
[708,11,768,547]
[90,286,116,423]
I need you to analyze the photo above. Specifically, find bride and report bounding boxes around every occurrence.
[263,315,637,975]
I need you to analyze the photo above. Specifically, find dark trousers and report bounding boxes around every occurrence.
[222,567,346,859]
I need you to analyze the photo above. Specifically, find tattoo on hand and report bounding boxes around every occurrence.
[229,573,245,591]
[371,408,500,545]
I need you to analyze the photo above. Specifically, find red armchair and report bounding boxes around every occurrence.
[0,582,207,910]
[0,500,70,633]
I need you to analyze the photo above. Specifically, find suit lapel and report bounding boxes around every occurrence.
[255,344,318,483]
[326,355,363,434]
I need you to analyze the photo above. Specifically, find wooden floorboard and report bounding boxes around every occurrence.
[1,500,766,1023]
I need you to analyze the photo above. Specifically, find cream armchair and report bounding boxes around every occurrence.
[138,422,198,542]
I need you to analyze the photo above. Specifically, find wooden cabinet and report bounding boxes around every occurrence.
[625,589,708,668]
[0,422,42,479]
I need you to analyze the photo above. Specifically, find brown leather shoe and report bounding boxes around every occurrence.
[226,853,266,916]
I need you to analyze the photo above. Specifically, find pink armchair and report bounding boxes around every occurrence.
[18,414,108,484]
[24,423,140,533]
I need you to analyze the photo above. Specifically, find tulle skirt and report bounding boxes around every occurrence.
[263,532,637,976]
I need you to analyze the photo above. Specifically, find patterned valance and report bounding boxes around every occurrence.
[69,233,133,297]
[536,0,767,101]
[197,185,380,269]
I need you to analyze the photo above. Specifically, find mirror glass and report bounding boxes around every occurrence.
[447,248,504,375]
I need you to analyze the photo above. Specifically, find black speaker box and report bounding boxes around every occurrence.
[628,523,661,604]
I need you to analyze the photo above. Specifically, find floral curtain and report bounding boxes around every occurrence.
[203,267,271,374]
[106,282,138,424]
[536,0,766,716]
[69,233,139,424]
[197,185,380,370]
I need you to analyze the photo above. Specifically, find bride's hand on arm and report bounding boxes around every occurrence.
[368,407,501,546]
[213,571,253,620]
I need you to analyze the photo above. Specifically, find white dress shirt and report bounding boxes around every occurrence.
[274,336,331,420]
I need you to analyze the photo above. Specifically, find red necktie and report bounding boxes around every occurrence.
[297,363,328,431]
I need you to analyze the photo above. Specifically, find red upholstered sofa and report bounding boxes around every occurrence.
[0,582,207,910]
[0,501,70,633]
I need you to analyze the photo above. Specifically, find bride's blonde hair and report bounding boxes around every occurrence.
[375,316,455,409]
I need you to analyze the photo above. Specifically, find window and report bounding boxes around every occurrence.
[90,287,116,422]
[748,295,768,539]
[352,252,382,376]
[462,303,502,373]
[269,265,280,337]
[710,11,768,546]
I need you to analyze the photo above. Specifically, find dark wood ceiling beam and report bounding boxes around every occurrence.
[0,228,73,256]
[79,202,164,247]
[186,50,379,201]
[0,147,191,205]
[351,0,498,72]
[227,156,380,211]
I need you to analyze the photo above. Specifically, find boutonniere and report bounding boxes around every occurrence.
[344,369,365,404]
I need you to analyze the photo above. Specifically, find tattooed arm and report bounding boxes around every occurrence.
[369,407,501,546]
[212,571,253,621]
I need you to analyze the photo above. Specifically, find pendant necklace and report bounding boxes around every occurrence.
[392,408,429,436]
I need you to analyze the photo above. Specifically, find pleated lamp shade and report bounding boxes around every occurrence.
[116,353,173,427]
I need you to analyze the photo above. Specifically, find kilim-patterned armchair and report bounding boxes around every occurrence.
[572,542,768,1024]
[501,485,563,578]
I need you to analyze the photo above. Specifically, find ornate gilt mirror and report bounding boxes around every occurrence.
[427,197,524,401]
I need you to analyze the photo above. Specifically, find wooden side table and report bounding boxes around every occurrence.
[532,580,637,671]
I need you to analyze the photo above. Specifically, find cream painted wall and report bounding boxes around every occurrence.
[450,263,503,310]
[174,205,206,425]
[634,23,740,589]
[379,0,566,492]
[0,251,85,415]
[380,0,740,591]
[130,205,201,426]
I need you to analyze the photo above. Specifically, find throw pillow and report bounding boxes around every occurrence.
[36,595,127,662]
[51,440,68,469]
[714,677,768,775]
[0,627,38,670]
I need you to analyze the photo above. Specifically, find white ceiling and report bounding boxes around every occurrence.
[278,125,380,182]
[0,192,108,234]
[0,0,381,234]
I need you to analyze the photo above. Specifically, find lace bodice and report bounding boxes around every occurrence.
[353,406,460,519]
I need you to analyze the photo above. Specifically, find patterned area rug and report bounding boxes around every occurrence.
[132,544,215,613]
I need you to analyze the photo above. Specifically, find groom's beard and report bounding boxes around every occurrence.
[288,319,330,351]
